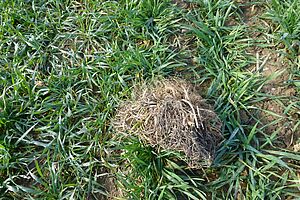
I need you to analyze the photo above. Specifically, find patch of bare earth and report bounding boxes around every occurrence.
[235,0,299,147]
[171,0,198,9]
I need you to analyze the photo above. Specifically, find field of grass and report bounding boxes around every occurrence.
[0,0,300,199]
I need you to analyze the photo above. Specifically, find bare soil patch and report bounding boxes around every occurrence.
[236,0,299,146]
[171,0,198,9]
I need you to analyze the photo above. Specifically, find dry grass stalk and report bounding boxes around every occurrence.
[113,78,223,168]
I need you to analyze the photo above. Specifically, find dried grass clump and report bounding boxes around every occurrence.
[114,79,223,167]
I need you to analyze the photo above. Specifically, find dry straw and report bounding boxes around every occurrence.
[113,78,223,168]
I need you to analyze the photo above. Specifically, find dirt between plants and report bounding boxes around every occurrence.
[235,0,300,147]
[171,0,198,9]
[172,0,300,147]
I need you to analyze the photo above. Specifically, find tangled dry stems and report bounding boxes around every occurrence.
[114,79,223,167]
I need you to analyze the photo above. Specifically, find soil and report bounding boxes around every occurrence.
[105,176,123,200]
[235,0,300,147]
[170,0,300,147]
[171,0,198,9]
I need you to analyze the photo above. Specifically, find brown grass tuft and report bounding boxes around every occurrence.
[113,78,223,168]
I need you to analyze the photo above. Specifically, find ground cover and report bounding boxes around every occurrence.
[0,0,300,199]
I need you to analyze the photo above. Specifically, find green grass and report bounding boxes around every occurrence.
[265,0,300,58]
[1,0,300,199]
[265,0,300,89]
[266,0,300,143]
